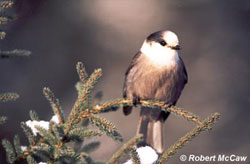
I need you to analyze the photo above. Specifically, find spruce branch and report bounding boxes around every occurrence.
[68,127,103,142]
[81,152,94,164]
[76,61,90,112]
[0,16,14,24]
[76,61,88,85]
[21,122,36,146]
[13,135,22,156]
[81,67,102,111]
[89,114,123,142]
[73,67,102,112]
[0,1,14,9]
[31,143,52,159]
[140,100,202,125]
[43,87,64,124]
[55,148,82,163]
[50,124,63,142]
[0,116,7,124]
[66,65,102,135]
[0,0,31,60]
[65,108,81,136]
[0,61,221,164]
[0,92,19,102]
[2,139,16,163]
[35,125,57,145]
[75,81,84,97]
[78,99,202,125]
[85,68,102,94]
[129,147,140,164]
[0,49,31,58]
[93,100,120,113]
[26,155,36,164]
[89,114,115,132]
[0,31,6,39]
[29,110,40,121]
[157,112,220,163]
[108,134,143,164]
[0,0,32,61]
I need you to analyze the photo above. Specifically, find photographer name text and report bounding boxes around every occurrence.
[180,154,247,162]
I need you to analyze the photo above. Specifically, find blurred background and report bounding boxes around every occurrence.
[0,0,249,163]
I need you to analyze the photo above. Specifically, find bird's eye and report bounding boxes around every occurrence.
[160,41,167,46]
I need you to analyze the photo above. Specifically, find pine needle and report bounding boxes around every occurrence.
[0,49,31,58]
[69,128,103,142]
[2,139,16,163]
[13,135,22,156]
[43,87,64,124]
[0,31,6,39]
[76,62,90,110]
[35,125,57,145]
[29,110,40,121]
[76,62,88,85]
[26,155,37,164]
[21,122,36,146]
[66,65,102,135]
[108,134,143,164]
[0,61,221,164]
[0,1,14,9]
[89,114,123,141]
[0,92,19,102]
[0,16,12,24]
[129,147,140,164]
[0,116,7,124]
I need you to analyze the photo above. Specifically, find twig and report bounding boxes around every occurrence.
[157,112,220,163]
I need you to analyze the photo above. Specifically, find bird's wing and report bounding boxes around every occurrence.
[123,52,142,98]
[179,56,188,84]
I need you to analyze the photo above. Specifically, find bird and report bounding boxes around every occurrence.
[123,30,188,154]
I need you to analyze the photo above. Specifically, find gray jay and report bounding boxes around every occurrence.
[123,30,188,153]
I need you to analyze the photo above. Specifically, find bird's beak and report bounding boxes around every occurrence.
[171,45,181,50]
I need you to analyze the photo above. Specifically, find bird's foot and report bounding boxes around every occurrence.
[133,97,141,106]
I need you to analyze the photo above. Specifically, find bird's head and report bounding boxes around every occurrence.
[161,31,180,50]
[144,30,180,51]
[140,30,181,67]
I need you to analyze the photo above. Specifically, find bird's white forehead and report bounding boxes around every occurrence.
[163,31,179,46]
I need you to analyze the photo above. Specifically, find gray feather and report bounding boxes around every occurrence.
[123,50,187,153]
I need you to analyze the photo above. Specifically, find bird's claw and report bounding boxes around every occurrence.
[164,103,173,108]
[133,97,141,106]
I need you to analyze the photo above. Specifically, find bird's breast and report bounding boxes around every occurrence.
[131,59,182,101]
[145,52,179,68]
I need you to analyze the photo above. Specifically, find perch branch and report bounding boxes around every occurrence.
[77,99,202,125]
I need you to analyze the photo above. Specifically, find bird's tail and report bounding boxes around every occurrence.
[136,109,164,154]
